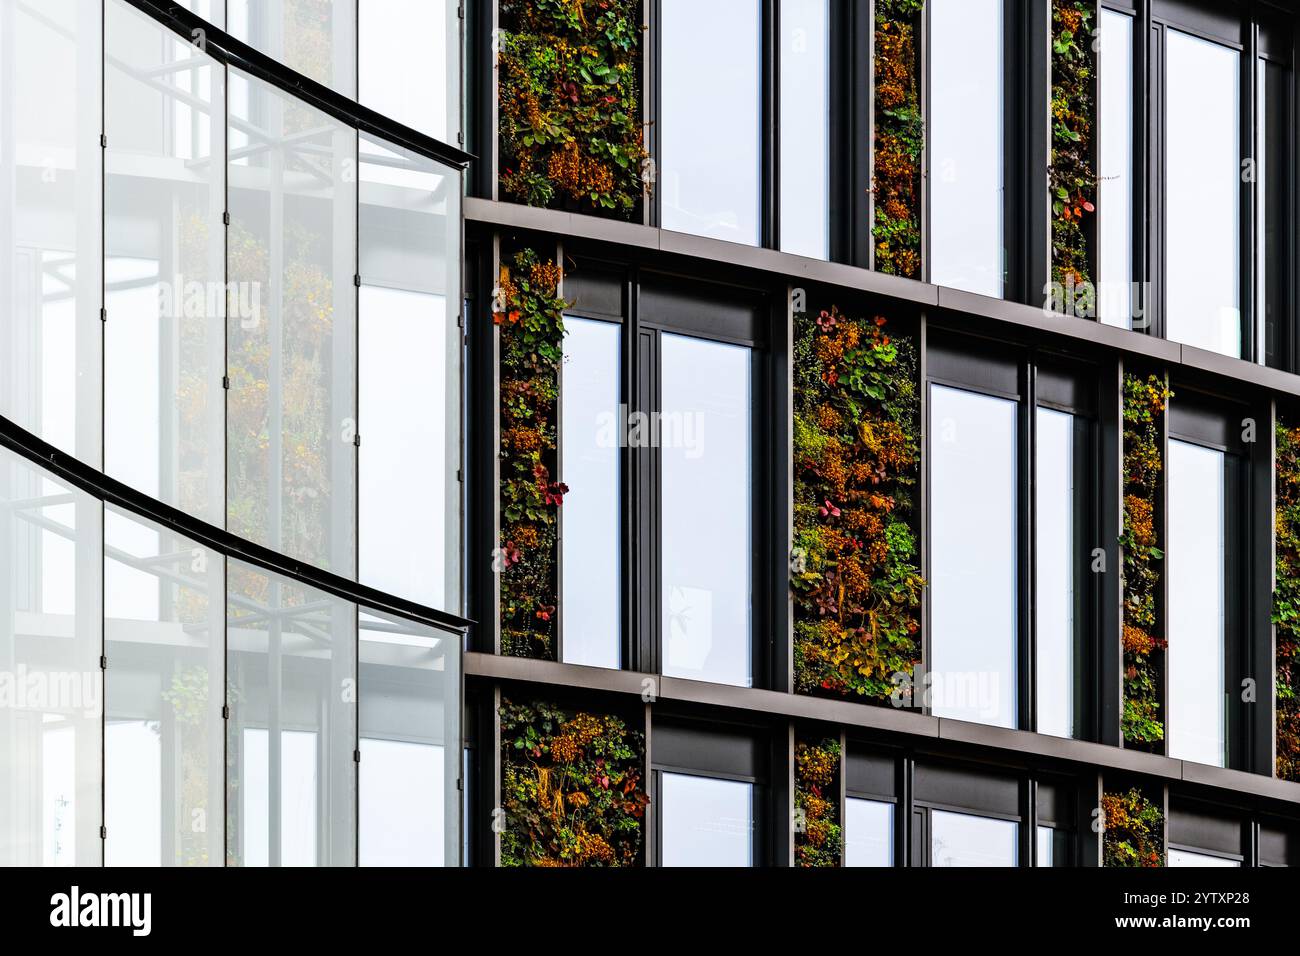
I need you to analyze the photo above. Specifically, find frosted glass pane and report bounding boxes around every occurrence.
[845,798,893,867]
[1098,10,1134,328]
[931,810,1017,867]
[779,0,829,259]
[1035,408,1076,738]
[661,773,753,866]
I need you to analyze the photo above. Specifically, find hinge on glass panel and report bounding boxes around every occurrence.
[222,375,230,390]
[456,468,463,483]
[456,777,463,791]
[100,825,107,840]
[99,133,107,149]
[223,211,231,226]
[354,274,362,288]
[99,307,107,323]
[222,704,230,720]
[352,433,361,448]
[99,655,107,670]
[353,749,361,763]
[457,132,465,146]
[457,3,464,19]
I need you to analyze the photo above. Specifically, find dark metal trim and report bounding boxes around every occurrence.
[119,0,473,169]
[0,413,471,634]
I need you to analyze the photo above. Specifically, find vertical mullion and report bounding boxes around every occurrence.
[646,0,660,229]
[1022,361,1036,733]
[764,0,778,249]
[1099,358,1123,747]
[1243,20,1258,362]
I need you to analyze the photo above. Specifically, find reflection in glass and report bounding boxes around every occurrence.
[359,612,459,866]
[358,136,461,611]
[105,507,223,866]
[227,68,357,576]
[931,809,1018,867]
[661,773,753,866]
[226,560,356,866]
[930,0,1004,297]
[0,445,103,865]
[930,385,1017,728]
[779,0,829,259]
[1167,440,1226,768]
[661,0,761,244]
[561,318,622,668]
[1036,408,1077,739]
[1168,848,1241,867]
[105,0,225,521]
[1165,31,1240,356]
[1098,9,1133,328]
[845,798,893,867]
[0,0,103,464]
[661,334,752,687]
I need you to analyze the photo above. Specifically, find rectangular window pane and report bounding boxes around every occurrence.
[1166,31,1240,356]
[561,317,621,668]
[359,0,458,143]
[779,0,829,259]
[358,136,461,611]
[105,0,225,521]
[1098,9,1133,328]
[930,385,1017,728]
[359,611,460,866]
[661,0,760,245]
[1035,407,1077,739]
[228,0,356,96]
[930,0,1003,297]
[227,68,357,576]
[845,798,893,867]
[661,773,753,866]
[226,560,356,866]
[1167,440,1226,767]
[0,0,103,465]
[0,445,103,865]
[105,507,223,866]
[931,809,1018,867]
[1036,825,1053,866]
[1168,848,1240,867]
[661,334,752,687]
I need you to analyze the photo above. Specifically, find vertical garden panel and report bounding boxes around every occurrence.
[791,303,922,700]
[794,735,842,866]
[1101,785,1165,867]
[872,0,925,277]
[1275,417,1300,781]
[1049,0,1098,308]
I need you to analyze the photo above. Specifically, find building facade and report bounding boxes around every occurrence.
[2,0,1300,868]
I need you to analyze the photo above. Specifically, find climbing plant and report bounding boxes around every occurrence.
[500,698,648,866]
[873,0,924,278]
[795,737,842,867]
[792,305,923,701]
[1050,0,1097,300]
[1102,787,1165,867]
[498,0,648,218]
[497,249,568,660]
[1121,373,1171,747]
[1274,418,1300,780]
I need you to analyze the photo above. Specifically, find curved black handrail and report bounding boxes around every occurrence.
[122,0,475,170]
[0,414,472,635]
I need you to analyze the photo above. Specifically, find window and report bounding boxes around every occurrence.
[1098,9,1134,328]
[226,561,356,866]
[778,0,829,259]
[358,612,460,866]
[845,798,893,867]
[1256,55,1287,367]
[660,773,754,866]
[228,0,357,96]
[105,507,223,867]
[1167,439,1227,767]
[104,0,225,521]
[227,67,358,576]
[359,0,459,143]
[560,317,622,668]
[660,0,761,245]
[930,0,1004,297]
[930,810,1018,867]
[0,0,103,464]
[1035,407,1085,739]
[1164,30,1240,356]
[0,445,103,866]
[930,384,1017,727]
[358,135,461,611]
[1168,848,1241,868]
[661,334,753,687]
[1036,826,1054,867]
